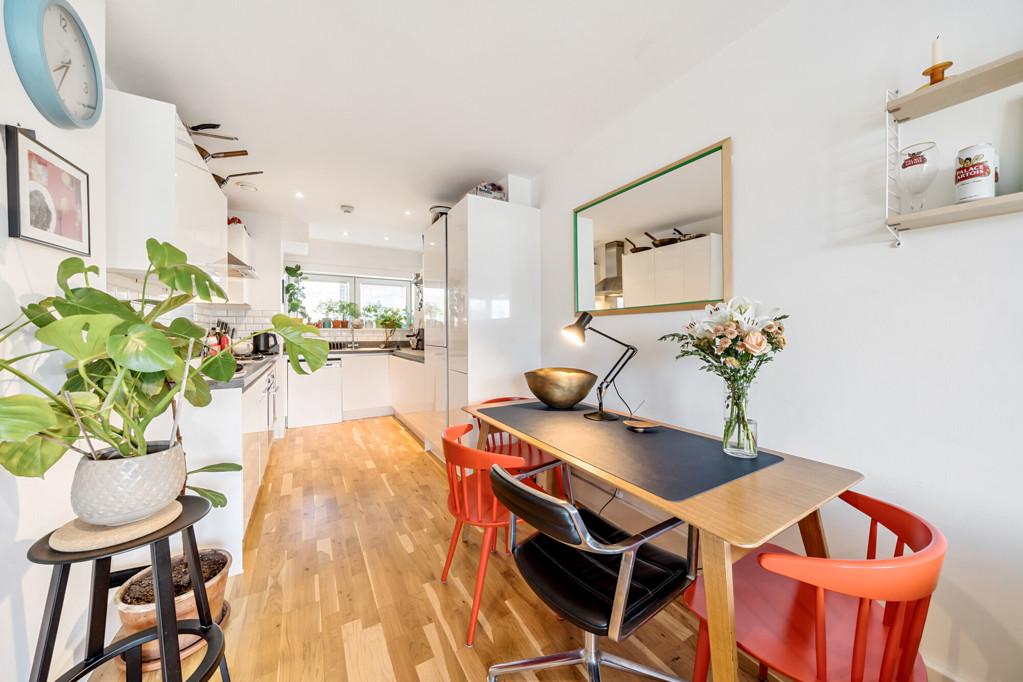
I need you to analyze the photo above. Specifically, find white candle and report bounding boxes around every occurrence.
[931,35,942,65]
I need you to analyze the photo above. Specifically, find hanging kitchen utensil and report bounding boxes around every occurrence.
[644,231,681,248]
[194,143,249,162]
[624,238,651,253]
[213,171,264,189]
[672,229,706,241]
[188,123,240,141]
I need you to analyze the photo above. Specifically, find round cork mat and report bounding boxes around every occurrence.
[48,501,184,552]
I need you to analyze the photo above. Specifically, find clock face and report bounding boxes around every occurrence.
[42,4,98,122]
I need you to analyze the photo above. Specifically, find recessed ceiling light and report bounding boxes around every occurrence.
[237,182,259,192]
[429,242,436,246]
[404,210,412,216]
[342,231,349,236]
[384,236,390,241]
[294,191,304,199]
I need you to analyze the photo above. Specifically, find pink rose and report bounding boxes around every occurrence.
[741,331,769,356]
[724,327,738,339]
[763,321,778,334]
[715,337,732,354]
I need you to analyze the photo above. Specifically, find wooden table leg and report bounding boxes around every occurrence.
[798,509,830,558]
[475,421,492,449]
[701,532,739,682]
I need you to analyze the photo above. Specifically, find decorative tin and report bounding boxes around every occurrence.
[955,143,998,203]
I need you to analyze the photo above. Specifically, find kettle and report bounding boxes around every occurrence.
[253,332,279,354]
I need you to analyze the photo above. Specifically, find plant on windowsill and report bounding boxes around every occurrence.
[316,298,339,329]
[337,301,360,329]
[0,239,328,526]
[283,264,308,320]
[374,307,408,348]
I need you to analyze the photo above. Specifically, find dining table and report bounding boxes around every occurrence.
[464,399,863,682]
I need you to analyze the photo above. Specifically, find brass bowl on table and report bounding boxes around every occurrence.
[524,367,597,409]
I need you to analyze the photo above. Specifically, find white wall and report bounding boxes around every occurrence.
[537,1,1023,680]
[289,238,422,280]
[0,1,109,677]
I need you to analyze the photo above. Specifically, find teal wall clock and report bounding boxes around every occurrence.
[4,0,103,129]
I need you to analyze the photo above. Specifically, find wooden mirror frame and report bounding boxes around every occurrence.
[572,138,732,316]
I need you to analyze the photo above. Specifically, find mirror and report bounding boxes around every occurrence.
[574,139,731,315]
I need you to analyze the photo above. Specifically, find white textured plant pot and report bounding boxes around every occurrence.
[70,441,186,526]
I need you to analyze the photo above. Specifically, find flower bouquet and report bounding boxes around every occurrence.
[660,298,787,458]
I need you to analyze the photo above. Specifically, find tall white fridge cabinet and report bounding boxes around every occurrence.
[417,195,541,455]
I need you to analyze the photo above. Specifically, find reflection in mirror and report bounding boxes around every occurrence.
[574,140,731,315]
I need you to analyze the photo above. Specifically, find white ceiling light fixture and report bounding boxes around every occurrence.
[342,231,349,236]
[340,204,355,214]
[384,236,390,241]
[294,191,304,199]
[404,210,412,216]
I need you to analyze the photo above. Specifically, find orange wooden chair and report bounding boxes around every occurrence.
[440,423,529,647]
[684,490,946,682]
[472,396,567,498]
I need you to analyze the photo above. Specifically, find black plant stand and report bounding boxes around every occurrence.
[27,496,231,682]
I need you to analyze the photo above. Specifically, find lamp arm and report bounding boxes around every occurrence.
[589,326,638,412]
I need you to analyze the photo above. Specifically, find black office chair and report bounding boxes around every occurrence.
[488,464,697,681]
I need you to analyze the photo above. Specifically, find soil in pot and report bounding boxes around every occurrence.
[120,550,227,605]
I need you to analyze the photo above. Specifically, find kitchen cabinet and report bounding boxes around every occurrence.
[240,374,268,533]
[621,234,722,306]
[226,222,251,305]
[389,354,429,441]
[341,354,392,420]
[105,89,227,278]
[288,361,342,427]
[622,248,657,307]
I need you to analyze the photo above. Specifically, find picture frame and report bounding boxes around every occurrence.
[5,125,91,256]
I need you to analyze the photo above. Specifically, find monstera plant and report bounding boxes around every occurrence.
[0,239,327,524]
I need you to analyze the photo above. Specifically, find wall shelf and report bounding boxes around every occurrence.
[887,191,1023,232]
[887,50,1023,123]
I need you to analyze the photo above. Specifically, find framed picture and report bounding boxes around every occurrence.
[5,125,91,255]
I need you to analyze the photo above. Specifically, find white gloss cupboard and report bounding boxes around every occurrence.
[105,89,227,277]
[341,354,392,419]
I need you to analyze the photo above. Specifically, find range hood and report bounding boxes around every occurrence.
[226,251,259,279]
[595,240,623,296]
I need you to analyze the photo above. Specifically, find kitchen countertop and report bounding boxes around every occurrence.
[208,354,278,391]
[332,345,425,363]
[392,349,425,363]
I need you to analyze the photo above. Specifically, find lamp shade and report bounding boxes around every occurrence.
[561,312,593,346]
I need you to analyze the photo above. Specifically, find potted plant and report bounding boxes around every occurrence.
[0,239,328,524]
[361,303,381,328]
[337,301,359,329]
[283,264,307,320]
[375,307,408,348]
[115,548,232,669]
[316,299,338,329]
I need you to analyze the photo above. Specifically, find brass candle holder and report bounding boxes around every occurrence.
[922,60,953,87]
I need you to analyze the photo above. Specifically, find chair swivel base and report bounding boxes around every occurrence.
[487,631,682,682]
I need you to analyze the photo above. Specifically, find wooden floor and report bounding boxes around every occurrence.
[95,417,760,681]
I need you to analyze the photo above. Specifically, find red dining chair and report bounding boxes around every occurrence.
[473,396,567,498]
[684,490,946,682]
[440,423,528,647]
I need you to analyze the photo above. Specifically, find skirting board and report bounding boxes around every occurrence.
[343,406,394,420]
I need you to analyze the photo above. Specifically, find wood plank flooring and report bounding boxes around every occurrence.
[94,417,760,681]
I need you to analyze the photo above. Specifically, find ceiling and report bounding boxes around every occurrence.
[581,149,723,243]
[106,1,782,251]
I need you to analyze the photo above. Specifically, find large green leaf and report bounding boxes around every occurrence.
[0,419,78,478]
[144,294,194,322]
[0,396,58,441]
[168,317,205,342]
[188,462,242,475]
[52,287,141,323]
[199,351,237,382]
[36,314,125,361]
[272,314,327,375]
[56,257,100,294]
[61,359,117,395]
[146,239,226,302]
[165,356,211,408]
[186,485,228,508]
[106,324,178,372]
[21,298,57,328]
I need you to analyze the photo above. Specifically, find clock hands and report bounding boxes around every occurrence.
[52,60,72,90]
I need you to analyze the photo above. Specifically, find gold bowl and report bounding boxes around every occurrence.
[524,368,597,409]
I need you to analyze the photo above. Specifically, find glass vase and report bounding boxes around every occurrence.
[723,383,758,459]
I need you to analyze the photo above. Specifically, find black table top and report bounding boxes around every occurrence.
[478,402,782,503]
[28,496,211,565]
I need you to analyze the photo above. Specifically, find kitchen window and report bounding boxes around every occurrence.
[304,273,411,323]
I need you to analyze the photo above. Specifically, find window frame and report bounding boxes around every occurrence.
[303,271,413,324]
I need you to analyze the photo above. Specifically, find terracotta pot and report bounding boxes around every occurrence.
[115,549,232,663]
[340,320,350,328]
[332,320,343,328]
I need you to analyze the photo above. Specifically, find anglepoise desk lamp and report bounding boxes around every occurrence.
[561,312,637,421]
